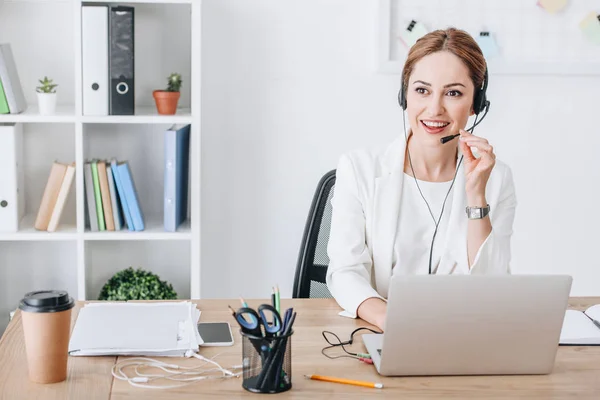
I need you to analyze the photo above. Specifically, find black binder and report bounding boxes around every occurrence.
[108,6,134,115]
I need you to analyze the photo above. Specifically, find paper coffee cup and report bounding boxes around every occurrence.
[19,290,75,384]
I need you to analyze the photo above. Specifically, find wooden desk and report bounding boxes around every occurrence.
[1,298,600,399]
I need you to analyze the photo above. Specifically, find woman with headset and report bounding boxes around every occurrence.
[326,28,517,331]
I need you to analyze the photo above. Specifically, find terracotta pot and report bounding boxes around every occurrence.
[153,90,180,115]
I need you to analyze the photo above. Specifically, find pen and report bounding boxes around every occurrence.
[304,374,383,389]
[240,297,258,324]
[583,312,600,330]
[227,305,236,317]
[275,285,280,315]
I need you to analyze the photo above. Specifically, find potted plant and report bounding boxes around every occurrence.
[153,72,182,115]
[36,76,58,115]
[98,267,178,301]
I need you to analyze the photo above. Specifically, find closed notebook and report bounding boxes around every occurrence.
[106,165,123,230]
[47,163,75,232]
[97,160,115,231]
[34,162,67,230]
[117,162,144,231]
[110,158,134,231]
[559,304,600,345]
[164,124,191,232]
[91,160,105,231]
[84,162,99,231]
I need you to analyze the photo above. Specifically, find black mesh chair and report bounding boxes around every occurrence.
[292,170,336,298]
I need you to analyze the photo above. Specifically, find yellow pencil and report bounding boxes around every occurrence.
[304,374,383,389]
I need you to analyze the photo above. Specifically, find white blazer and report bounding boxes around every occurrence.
[326,136,517,317]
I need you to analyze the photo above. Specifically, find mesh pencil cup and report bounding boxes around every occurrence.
[240,329,293,394]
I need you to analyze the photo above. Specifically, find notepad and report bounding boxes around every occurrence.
[68,302,203,356]
[559,304,600,345]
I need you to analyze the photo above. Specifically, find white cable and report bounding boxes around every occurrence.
[111,353,243,390]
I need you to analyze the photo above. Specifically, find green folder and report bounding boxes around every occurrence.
[0,79,9,114]
[91,160,106,231]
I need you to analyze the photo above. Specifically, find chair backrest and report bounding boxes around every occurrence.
[293,170,336,298]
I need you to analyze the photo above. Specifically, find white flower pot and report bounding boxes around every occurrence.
[37,92,57,115]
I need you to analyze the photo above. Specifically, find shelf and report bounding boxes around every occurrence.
[80,0,193,4]
[0,214,77,241]
[81,106,192,124]
[84,214,190,241]
[0,106,193,124]
[0,105,76,123]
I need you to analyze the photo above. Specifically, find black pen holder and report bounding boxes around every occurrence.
[240,330,293,394]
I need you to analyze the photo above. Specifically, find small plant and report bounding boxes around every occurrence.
[166,73,182,92]
[98,267,178,301]
[36,76,58,94]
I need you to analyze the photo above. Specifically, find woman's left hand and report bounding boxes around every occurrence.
[458,129,496,202]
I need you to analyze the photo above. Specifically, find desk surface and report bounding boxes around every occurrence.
[1,298,600,399]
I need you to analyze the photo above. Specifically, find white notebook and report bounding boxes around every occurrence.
[68,302,203,356]
[559,304,600,345]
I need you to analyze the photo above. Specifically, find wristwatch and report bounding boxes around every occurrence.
[466,204,490,220]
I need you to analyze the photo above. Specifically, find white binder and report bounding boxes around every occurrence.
[0,44,27,114]
[0,123,24,232]
[82,5,108,116]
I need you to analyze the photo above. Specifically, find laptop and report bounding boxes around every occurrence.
[363,274,572,376]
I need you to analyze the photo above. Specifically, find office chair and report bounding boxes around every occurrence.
[292,170,336,298]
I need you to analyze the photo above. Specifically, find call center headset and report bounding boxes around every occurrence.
[398,66,490,274]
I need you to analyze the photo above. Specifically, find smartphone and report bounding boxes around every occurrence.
[197,322,234,346]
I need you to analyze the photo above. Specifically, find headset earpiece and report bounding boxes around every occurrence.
[398,86,407,110]
[398,69,407,110]
[472,68,489,115]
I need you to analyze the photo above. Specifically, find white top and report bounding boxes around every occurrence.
[392,173,454,275]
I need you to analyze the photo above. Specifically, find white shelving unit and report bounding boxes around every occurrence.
[0,0,201,333]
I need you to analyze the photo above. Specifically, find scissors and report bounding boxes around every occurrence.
[235,304,283,338]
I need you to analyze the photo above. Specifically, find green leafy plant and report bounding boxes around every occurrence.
[166,72,182,92]
[36,76,58,94]
[98,267,178,301]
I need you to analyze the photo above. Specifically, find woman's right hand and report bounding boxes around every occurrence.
[357,297,387,331]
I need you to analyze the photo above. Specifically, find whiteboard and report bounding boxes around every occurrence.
[377,0,600,75]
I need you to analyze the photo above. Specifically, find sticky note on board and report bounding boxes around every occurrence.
[537,0,568,14]
[476,32,500,59]
[398,20,429,49]
[579,12,600,45]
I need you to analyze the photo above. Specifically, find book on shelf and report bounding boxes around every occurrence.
[164,123,191,232]
[85,158,144,232]
[34,161,75,232]
[0,43,27,115]
[47,164,75,232]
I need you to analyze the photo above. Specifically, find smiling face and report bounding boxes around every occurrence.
[405,51,475,146]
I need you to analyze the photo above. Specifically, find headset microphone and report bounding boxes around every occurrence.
[440,133,460,144]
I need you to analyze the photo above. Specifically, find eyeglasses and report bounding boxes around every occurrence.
[321,327,381,361]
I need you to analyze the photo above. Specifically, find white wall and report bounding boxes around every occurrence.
[201,0,600,298]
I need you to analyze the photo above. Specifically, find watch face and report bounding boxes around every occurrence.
[467,208,482,218]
